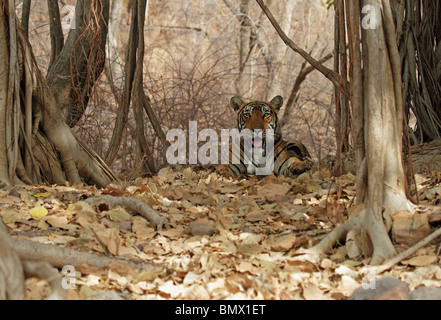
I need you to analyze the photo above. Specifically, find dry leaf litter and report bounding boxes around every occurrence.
[2,156,441,300]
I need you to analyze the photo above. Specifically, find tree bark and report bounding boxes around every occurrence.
[105,0,125,105]
[266,0,295,100]
[0,7,10,184]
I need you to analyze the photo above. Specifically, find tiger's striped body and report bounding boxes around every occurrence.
[218,96,313,178]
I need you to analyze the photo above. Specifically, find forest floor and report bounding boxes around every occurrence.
[3,141,441,300]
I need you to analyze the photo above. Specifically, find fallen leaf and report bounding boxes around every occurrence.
[183,167,193,183]
[106,207,132,222]
[32,192,51,198]
[237,243,264,256]
[236,261,254,274]
[158,280,184,298]
[45,215,70,230]
[160,225,186,239]
[269,234,297,251]
[302,283,328,300]
[339,275,360,297]
[95,228,121,256]
[29,206,48,218]
[257,183,290,199]
[392,211,430,246]
[132,216,156,240]
[226,274,253,292]
[68,201,98,223]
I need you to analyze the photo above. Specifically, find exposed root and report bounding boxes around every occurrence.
[312,213,363,254]
[84,195,166,230]
[306,199,419,266]
[11,237,155,270]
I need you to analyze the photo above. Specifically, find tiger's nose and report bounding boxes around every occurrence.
[254,130,263,138]
[248,110,265,130]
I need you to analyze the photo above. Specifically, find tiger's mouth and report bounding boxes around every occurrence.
[252,136,263,148]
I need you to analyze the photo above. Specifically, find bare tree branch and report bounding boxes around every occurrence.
[281,52,333,126]
[255,0,348,97]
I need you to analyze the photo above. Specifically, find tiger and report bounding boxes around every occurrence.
[217,95,313,178]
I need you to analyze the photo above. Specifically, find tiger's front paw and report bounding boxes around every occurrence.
[288,158,313,177]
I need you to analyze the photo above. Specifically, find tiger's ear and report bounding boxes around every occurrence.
[270,96,283,111]
[230,96,244,112]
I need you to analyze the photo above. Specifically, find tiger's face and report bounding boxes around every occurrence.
[230,95,283,151]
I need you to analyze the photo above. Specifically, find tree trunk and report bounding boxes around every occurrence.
[310,0,414,265]
[21,0,31,37]
[334,0,350,176]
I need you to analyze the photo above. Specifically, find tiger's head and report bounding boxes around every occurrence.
[230,95,283,150]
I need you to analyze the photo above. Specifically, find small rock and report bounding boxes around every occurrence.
[409,287,441,300]
[348,277,409,300]
[187,222,215,237]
